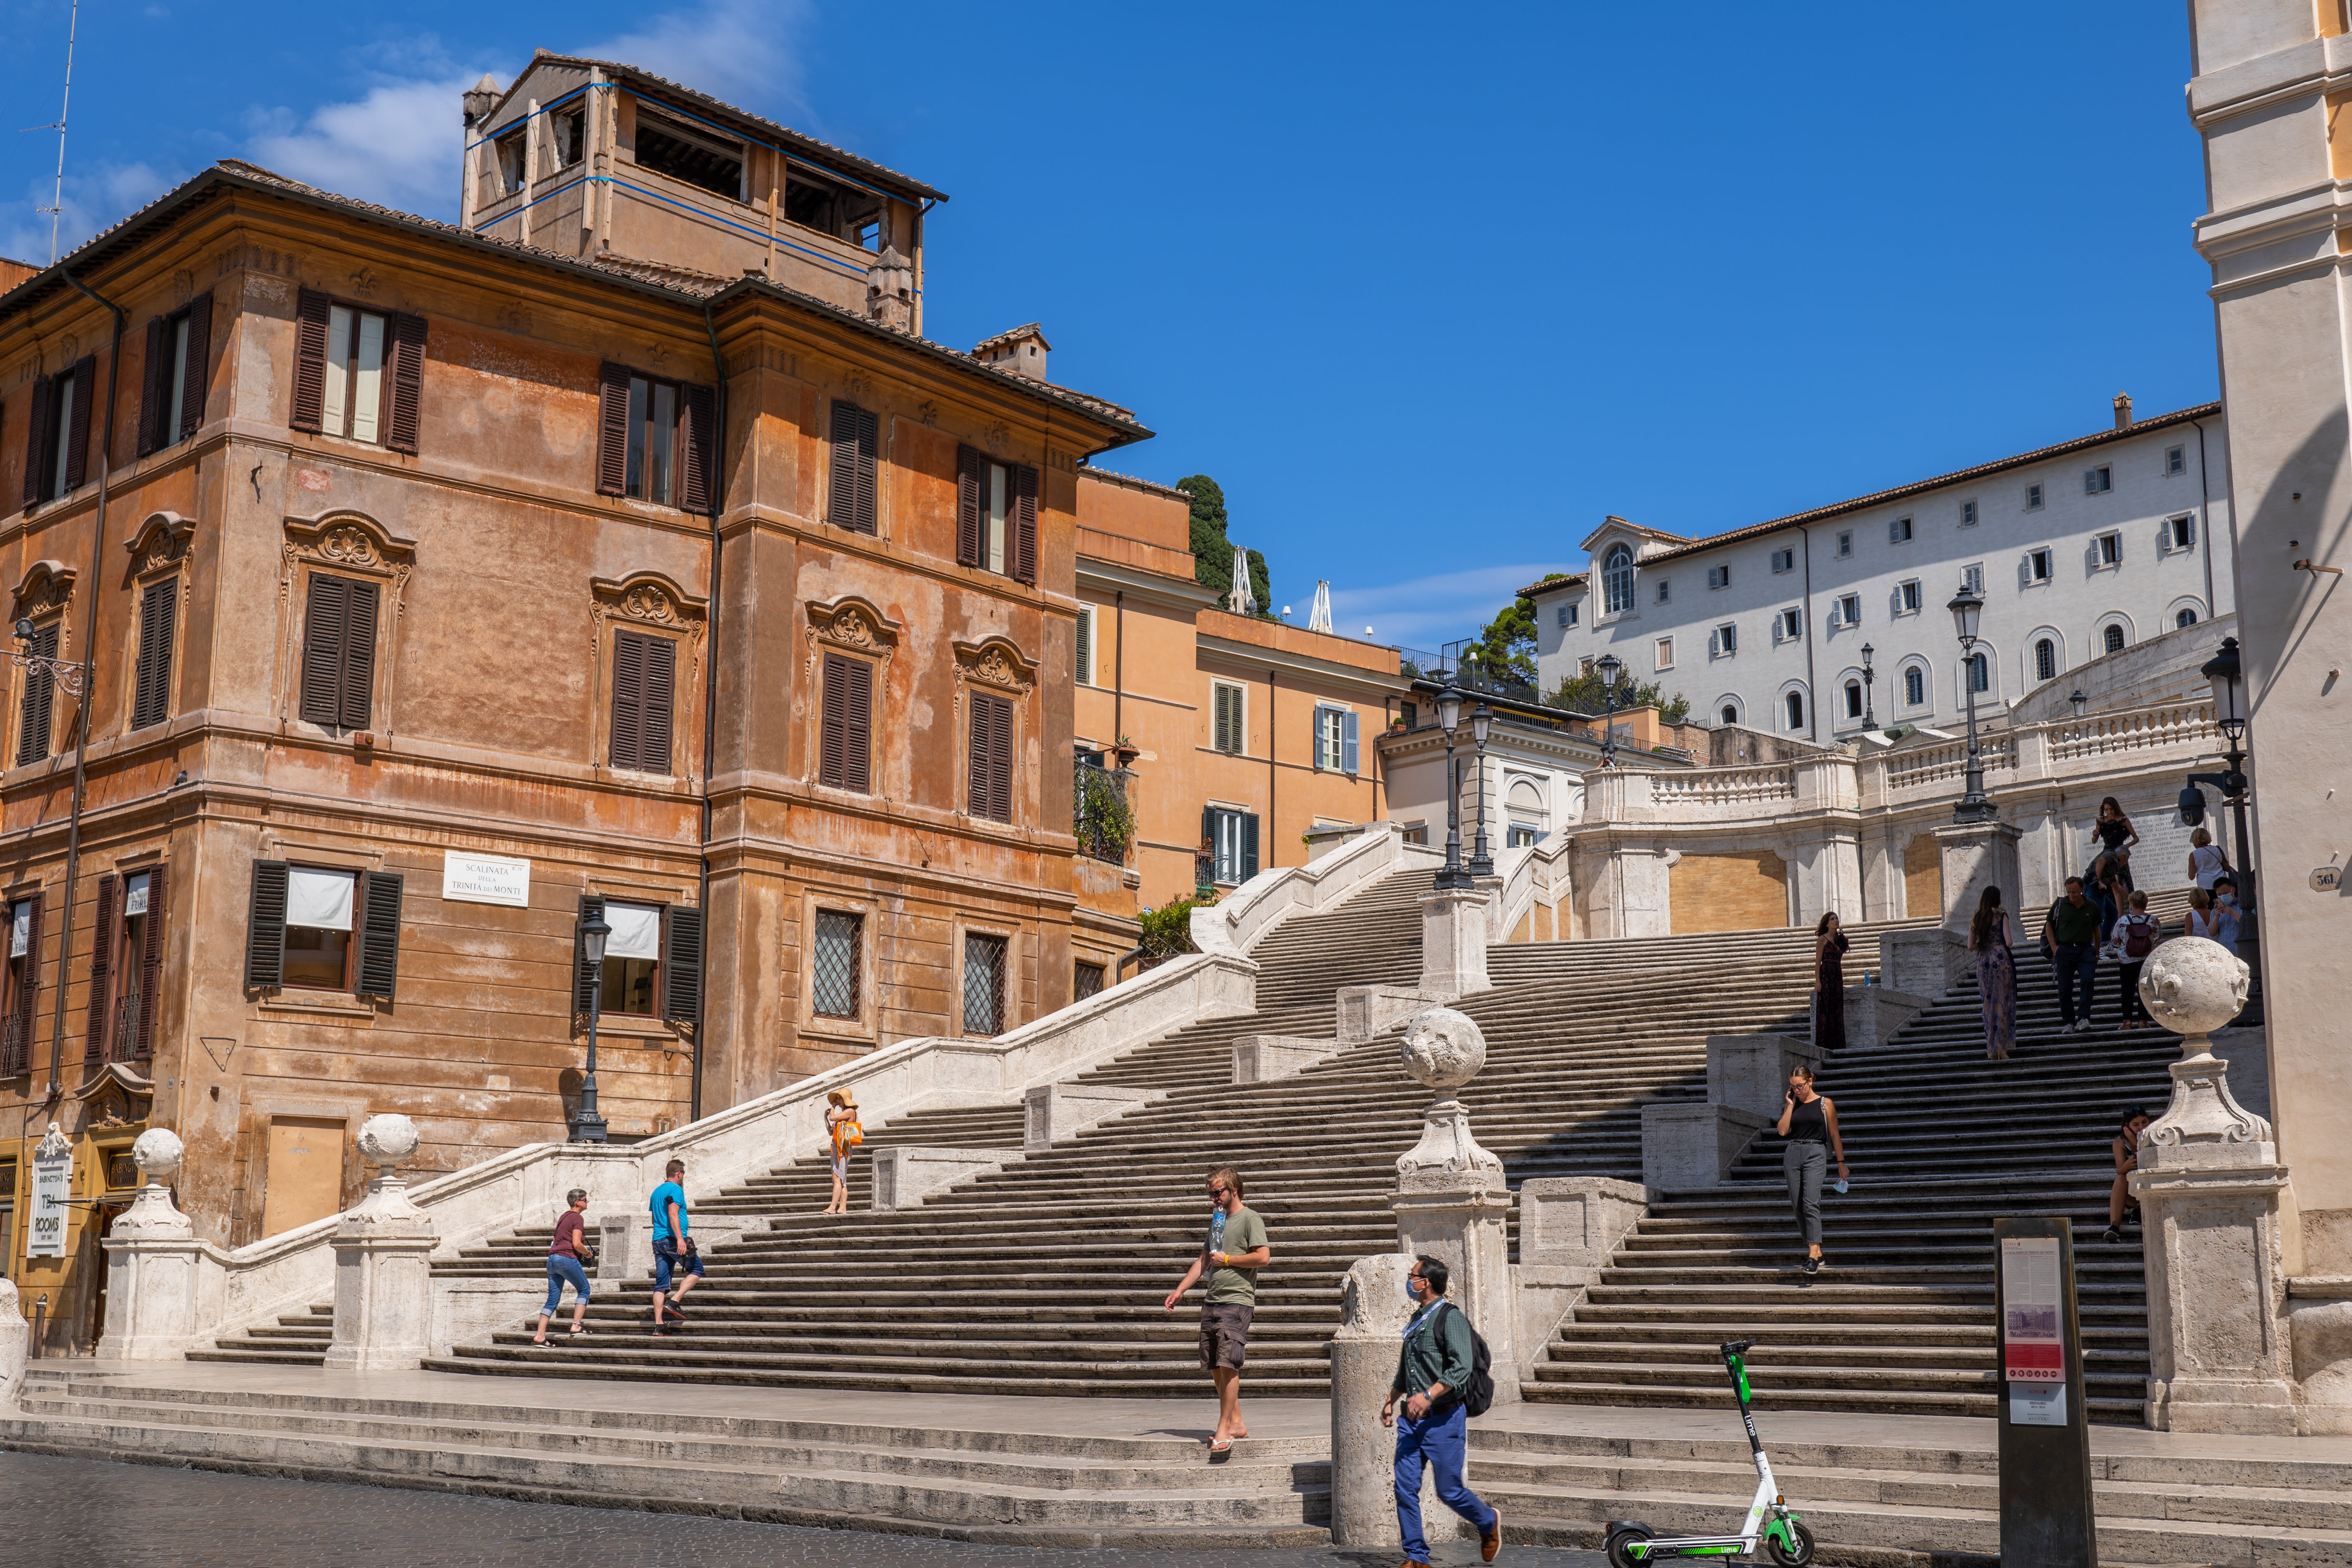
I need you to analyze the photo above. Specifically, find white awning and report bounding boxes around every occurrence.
[605,901,662,962]
[287,867,356,931]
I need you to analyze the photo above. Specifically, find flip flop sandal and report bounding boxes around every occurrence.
[1208,1438,1234,1455]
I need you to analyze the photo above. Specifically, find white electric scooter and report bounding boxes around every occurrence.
[1603,1341,1815,1566]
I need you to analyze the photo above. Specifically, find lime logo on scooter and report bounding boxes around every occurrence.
[1602,1342,1816,1568]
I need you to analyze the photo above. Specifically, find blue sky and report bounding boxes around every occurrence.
[0,2,2214,650]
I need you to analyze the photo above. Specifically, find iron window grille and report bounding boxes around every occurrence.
[811,910,862,1019]
[963,932,1008,1037]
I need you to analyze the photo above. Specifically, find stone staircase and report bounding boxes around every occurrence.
[401,873,1922,1396]
[1526,889,2228,1425]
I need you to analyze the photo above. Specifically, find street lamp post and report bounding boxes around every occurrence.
[1433,685,1472,891]
[569,911,612,1143]
[1466,703,1495,877]
[1595,652,1624,769]
[1947,584,1997,823]
[2198,636,2253,921]
[1860,643,1876,730]
[2069,689,2088,722]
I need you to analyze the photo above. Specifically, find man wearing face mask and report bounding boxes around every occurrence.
[2209,876,2244,957]
[1381,1256,1502,1566]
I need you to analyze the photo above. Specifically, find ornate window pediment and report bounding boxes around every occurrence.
[953,636,1035,696]
[806,596,903,660]
[282,511,416,588]
[12,561,76,622]
[122,512,195,580]
[594,573,709,633]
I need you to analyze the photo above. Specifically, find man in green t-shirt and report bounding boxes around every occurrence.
[1162,1164,1270,1453]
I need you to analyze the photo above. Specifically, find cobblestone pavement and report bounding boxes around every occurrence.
[5,1452,1605,1568]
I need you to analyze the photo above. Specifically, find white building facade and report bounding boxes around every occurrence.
[1528,402,2234,742]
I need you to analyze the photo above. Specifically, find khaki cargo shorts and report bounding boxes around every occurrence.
[1198,1303,1253,1371]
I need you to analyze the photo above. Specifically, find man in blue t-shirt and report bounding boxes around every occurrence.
[648,1157,702,1333]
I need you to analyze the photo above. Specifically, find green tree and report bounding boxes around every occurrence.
[1549,666,1692,725]
[1466,573,1569,685]
[1176,474,1272,615]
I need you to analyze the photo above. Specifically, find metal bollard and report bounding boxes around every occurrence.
[31,1293,46,1359]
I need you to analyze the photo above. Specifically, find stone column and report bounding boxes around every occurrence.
[96,1128,212,1361]
[1933,820,2022,936]
[2130,939,2299,1434]
[324,1114,439,1373]
[1417,888,1492,999]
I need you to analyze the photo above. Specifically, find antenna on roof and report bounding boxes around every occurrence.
[1307,580,1333,634]
[18,0,80,264]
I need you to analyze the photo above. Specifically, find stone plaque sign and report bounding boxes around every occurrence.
[27,1152,69,1259]
[2314,866,2342,893]
[442,852,530,908]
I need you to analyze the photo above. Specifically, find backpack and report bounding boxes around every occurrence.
[2121,914,2156,960]
[1437,1302,1496,1418]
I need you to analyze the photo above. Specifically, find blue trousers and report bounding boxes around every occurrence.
[1395,1403,1494,1561]
[2053,943,2098,1026]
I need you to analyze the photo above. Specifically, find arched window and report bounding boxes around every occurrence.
[2104,624,2127,655]
[1602,545,1635,616]
[1844,680,1862,719]
[1904,667,1925,706]
[2175,607,2198,630]
[1720,703,1739,726]
[2035,639,2056,682]
[1784,690,1805,730]
[1967,652,1989,693]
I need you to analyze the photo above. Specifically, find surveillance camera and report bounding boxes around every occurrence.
[2176,785,2206,826]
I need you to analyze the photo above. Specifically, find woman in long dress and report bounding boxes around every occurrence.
[1812,912,1850,1053]
[1966,886,2018,1061]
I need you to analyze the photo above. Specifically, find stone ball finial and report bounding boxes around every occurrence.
[2140,936,2249,1040]
[1400,1007,1487,1091]
[131,1127,183,1183]
[356,1113,421,1169]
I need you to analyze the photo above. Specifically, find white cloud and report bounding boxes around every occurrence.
[244,74,476,219]
[1325,563,1575,652]
[574,0,811,119]
[235,0,816,226]
[0,160,178,267]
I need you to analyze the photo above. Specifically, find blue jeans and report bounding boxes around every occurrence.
[2053,943,2098,1026]
[1395,1403,1494,1562]
[542,1255,590,1314]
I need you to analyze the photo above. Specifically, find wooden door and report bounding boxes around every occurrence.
[261,1117,346,1237]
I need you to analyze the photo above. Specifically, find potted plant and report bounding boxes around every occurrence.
[1111,733,1140,768]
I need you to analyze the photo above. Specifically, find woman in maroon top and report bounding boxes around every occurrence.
[532,1188,595,1345]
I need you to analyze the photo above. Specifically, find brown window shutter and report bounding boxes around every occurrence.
[818,652,847,787]
[854,406,878,534]
[955,445,985,566]
[15,622,57,767]
[595,362,630,496]
[12,891,43,1073]
[62,355,95,492]
[353,870,403,1002]
[609,629,647,770]
[641,633,676,770]
[384,310,426,455]
[290,288,332,433]
[1012,463,1039,585]
[21,375,51,507]
[338,579,379,729]
[660,903,704,1027]
[137,316,167,458]
[134,864,167,1059]
[679,383,715,515]
[132,578,176,730]
[298,575,349,727]
[990,693,1014,821]
[244,860,289,990]
[967,695,988,815]
[178,293,212,443]
[572,894,606,1018]
[843,654,872,793]
[84,874,116,1060]
[828,400,876,535]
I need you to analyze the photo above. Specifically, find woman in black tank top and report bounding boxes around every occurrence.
[1775,1064,1847,1274]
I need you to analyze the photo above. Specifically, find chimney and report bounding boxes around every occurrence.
[461,73,502,129]
[973,322,1051,382]
[2113,391,2133,430]
[864,246,914,333]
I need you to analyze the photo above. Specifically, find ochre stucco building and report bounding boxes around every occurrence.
[0,56,1152,1349]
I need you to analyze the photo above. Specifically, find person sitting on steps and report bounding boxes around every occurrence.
[2104,1107,2152,1245]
